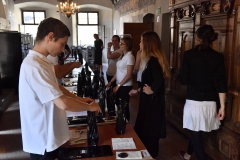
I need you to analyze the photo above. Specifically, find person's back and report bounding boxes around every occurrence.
[179,24,226,160]
[181,46,225,101]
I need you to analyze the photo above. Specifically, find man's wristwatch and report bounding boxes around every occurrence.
[117,84,121,87]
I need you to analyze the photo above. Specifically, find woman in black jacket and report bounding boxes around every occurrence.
[179,25,227,160]
[129,31,170,158]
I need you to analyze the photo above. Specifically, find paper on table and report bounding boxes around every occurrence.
[69,129,87,139]
[111,138,137,150]
[141,149,151,158]
[116,151,142,159]
[66,110,87,117]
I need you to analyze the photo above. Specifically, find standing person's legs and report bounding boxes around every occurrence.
[190,130,208,160]
[30,148,60,160]
[115,86,132,121]
[186,138,194,156]
[140,136,159,158]
[181,137,194,159]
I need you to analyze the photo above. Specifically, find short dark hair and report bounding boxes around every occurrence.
[94,34,99,39]
[35,17,70,43]
[195,24,218,49]
[112,35,120,42]
[121,37,133,51]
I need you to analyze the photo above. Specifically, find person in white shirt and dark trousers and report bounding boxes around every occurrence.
[106,36,135,121]
[18,17,101,160]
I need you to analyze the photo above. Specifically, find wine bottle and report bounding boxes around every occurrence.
[98,87,106,117]
[115,98,126,134]
[107,86,116,116]
[77,72,83,97]
[87,111,99,146]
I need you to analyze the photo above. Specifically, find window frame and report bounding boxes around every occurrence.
[21,10,46,25]
[77,11,99,25]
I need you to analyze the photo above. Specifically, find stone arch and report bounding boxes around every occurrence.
[143,13,154,23]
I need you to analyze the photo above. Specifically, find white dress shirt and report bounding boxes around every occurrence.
[19,50,70,155]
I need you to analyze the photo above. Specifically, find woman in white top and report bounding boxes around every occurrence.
[107,36,135,121]
[106,35,122,115]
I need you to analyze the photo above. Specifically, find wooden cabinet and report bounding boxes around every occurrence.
[166,0,240,159]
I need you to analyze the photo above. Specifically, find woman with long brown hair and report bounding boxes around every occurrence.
[129,31,170,158]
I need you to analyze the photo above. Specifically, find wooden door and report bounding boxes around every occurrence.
[123,23,153,58]
[123,23,153,82]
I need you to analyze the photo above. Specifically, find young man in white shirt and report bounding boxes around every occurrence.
[19,17,101,160]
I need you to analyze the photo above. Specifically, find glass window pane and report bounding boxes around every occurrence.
[78,13,88,24]
[23,12,34,24]
[78,25,98,46]
[24,25,38,38]
[88,13,98,24]
[34,12,45,24]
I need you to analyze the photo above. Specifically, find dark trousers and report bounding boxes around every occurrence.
[30,148,59,160]
[140,135,159,158]
[106,74,117,115]
[187,130,208,160]
[115,85,132,121]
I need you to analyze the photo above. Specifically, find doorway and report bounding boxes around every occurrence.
[161,13,171,62]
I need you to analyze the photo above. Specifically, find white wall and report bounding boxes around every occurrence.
[154,0,169,38]
[112,0,169,38]
[14,0,112,9]
[12,1,113,63]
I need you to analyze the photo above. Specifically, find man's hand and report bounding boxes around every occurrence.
[72,62,81,68]
[81,97,94,104]
[89,102,102,113]
[108,42,112,48]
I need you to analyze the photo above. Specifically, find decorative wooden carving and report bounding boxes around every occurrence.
[200,1,211,15]
[234,46,240,65]
[222,0,234,13]
[219,127,239,159]
[176,5,195,20]
[200,0,234,15]
[176,8,184,19]
[169,0,174,7]
[211,1,221,13]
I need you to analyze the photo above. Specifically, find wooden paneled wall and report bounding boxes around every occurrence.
[166,0,240,159]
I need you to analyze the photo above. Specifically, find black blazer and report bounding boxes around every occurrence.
[180,46,227,101]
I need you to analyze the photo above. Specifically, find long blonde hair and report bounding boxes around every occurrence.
[141,31,170,79]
